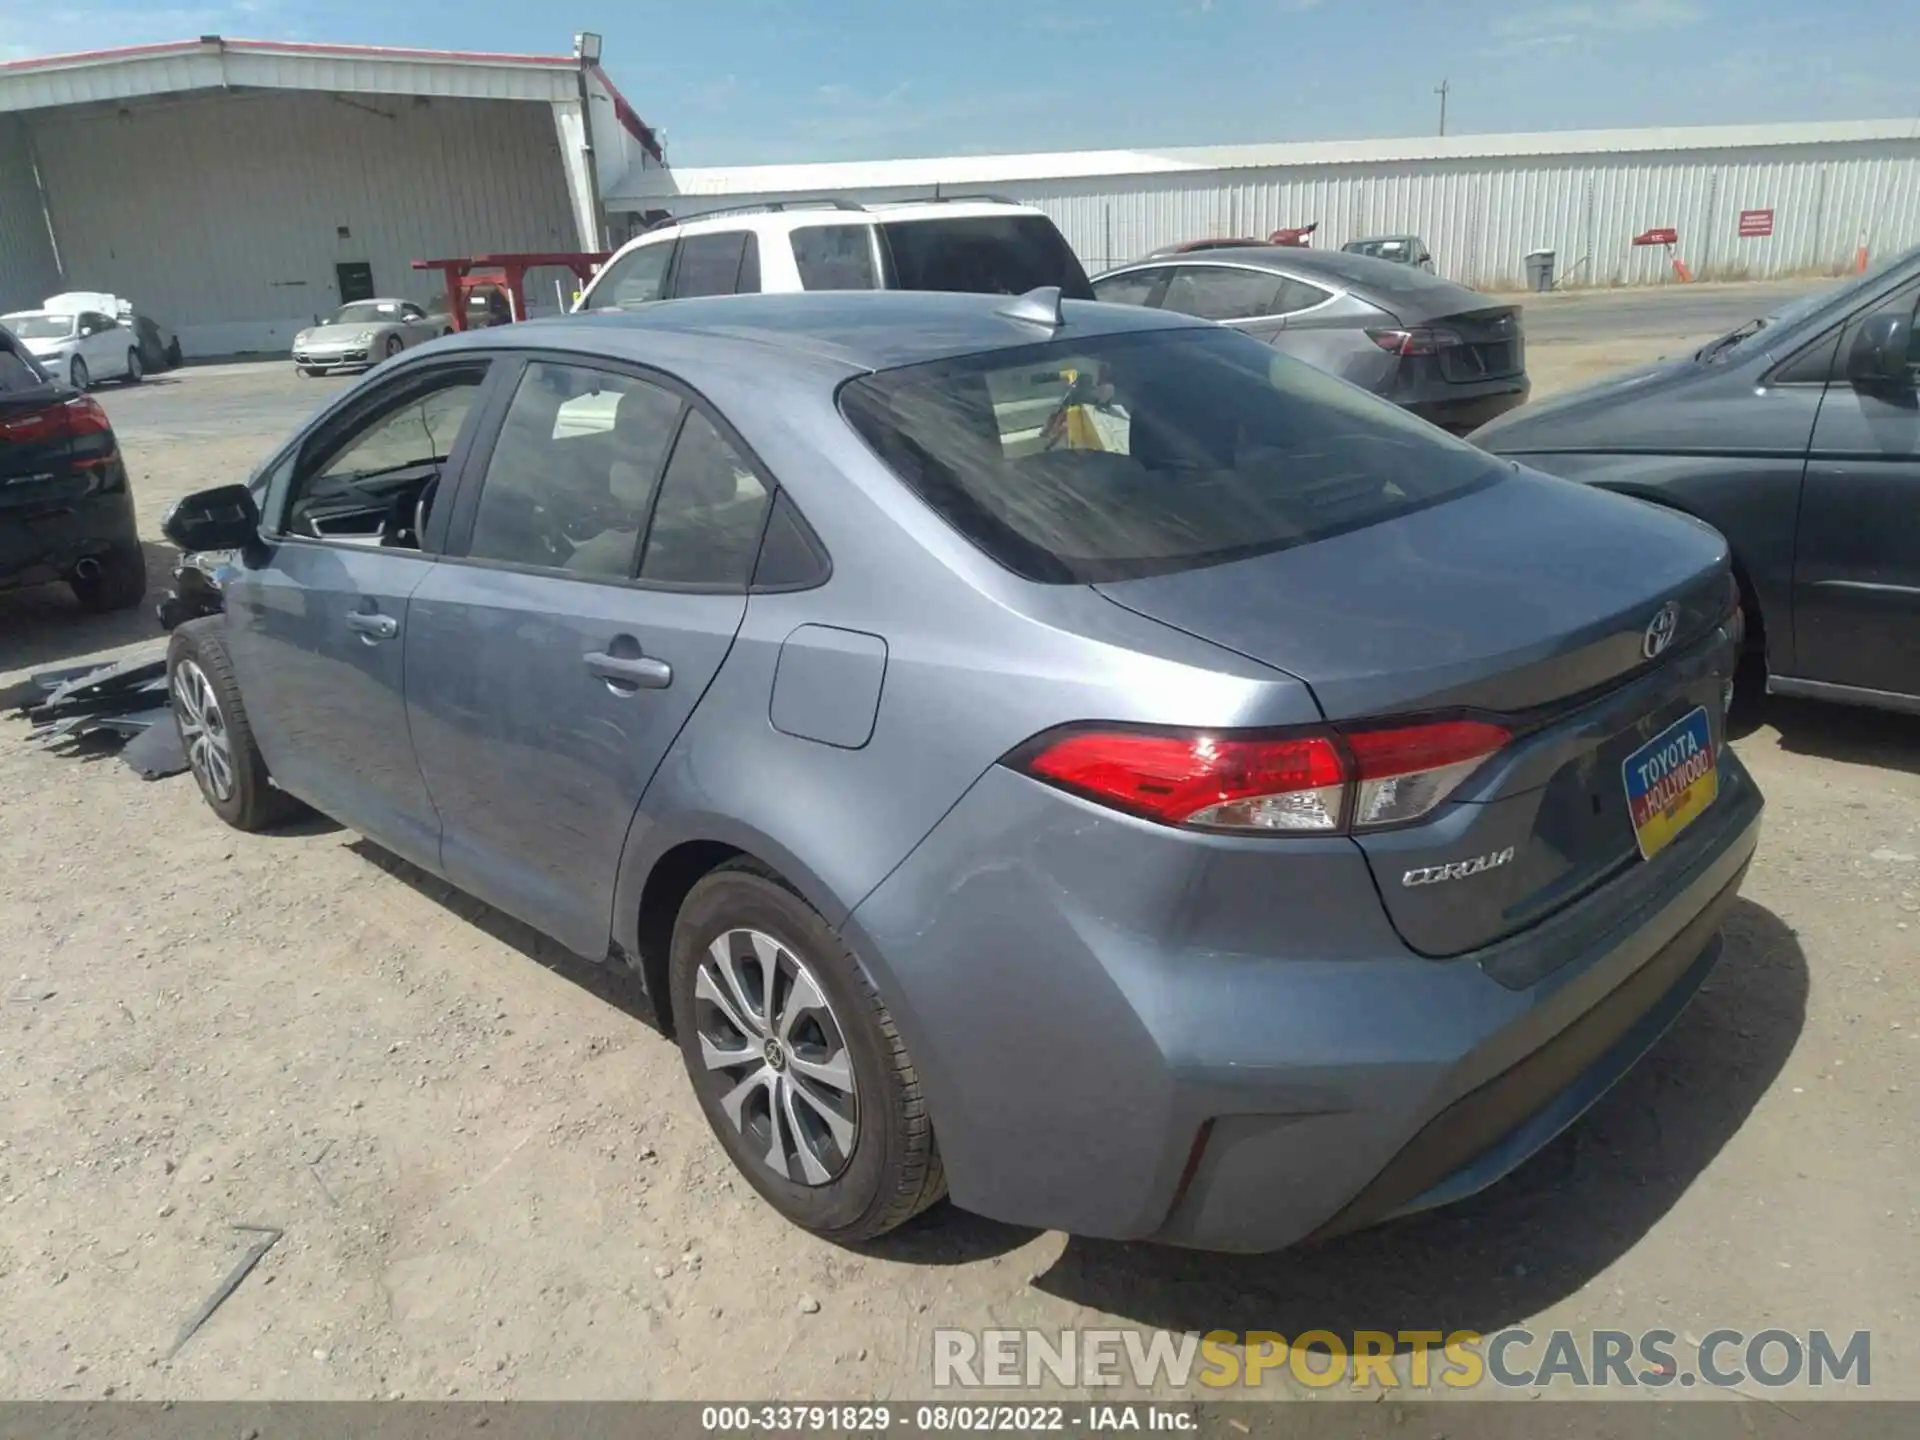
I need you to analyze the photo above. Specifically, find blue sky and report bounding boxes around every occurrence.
[5,1,1916,165]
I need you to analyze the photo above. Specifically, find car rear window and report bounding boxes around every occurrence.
[0,334,47,393]
[879,215,1094,300]
[839,325,1504,583]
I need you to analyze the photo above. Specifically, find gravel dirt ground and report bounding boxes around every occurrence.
[1,284,1914,1405]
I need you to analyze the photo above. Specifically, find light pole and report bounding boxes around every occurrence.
[1435,77,1450,137]
[573,31,609,253]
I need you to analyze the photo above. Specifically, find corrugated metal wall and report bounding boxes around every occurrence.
[0,115,63,314]
[649,137,1920,288]
[25,89,580,355]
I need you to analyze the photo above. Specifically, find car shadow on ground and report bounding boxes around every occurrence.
[1761,697,1920,777]
[1025,898,1806,1343]
[344,836,663,1030]
[0,540,174,678]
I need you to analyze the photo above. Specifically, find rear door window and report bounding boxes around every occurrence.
[670,232,753,299]
[639,410,774,589]
[840,325,1503,583]
[1091,269,1167,308]
[791,224,879,290]
[465,364,682,578]
[879,214,1094,299]
[1160,266,1289,321]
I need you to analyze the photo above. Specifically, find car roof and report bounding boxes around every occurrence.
[446,289,1209,375]
[1100,243,1484,302]
[617,198,1050,248]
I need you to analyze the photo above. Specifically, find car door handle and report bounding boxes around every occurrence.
[585,651,672,689]
[347,612,399,640]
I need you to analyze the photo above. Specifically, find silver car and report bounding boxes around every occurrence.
[1093,245,1527,432]
[158,289,1758,1252]
[292,299,448,376]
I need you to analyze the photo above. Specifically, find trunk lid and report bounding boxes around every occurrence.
[1094,469,1735,956]
[1435,305,1524,383]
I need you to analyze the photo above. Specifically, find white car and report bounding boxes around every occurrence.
[292,298,449,376]
[1,305,143,389]
[573,198,1093,312]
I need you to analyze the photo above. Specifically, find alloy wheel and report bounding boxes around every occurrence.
[692,928,860,1185]
[172,659,235,802]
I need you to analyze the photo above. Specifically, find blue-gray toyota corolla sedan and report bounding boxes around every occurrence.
[160,289,1762,1253]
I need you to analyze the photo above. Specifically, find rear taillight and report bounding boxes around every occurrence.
[1010,718,1510,835]
[1365,327,1461,358]
[1722,571,1745,647]
[0,395,111,445]
[63,395,112,438]
[1345,719,1511,828]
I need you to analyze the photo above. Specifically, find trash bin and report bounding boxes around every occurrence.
[1525,249,1556,292]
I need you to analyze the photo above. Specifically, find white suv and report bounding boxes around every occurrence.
[573,199,1093,312]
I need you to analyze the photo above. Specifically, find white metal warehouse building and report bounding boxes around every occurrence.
[0,36,663,355]
[610,119,1920,289]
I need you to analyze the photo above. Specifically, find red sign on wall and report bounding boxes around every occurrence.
[1738,209,1775,238]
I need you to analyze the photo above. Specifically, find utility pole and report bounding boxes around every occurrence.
[1435,78,1450,137]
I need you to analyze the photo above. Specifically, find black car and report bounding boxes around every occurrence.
[1475,245,1920,717]
[0,322,147,612]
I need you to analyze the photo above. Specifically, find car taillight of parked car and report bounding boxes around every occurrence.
[1365,327,1465,357]
[1007,718,1510,835]
[0,394,112,447]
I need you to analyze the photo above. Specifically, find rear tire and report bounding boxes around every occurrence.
[68,540,147,612]
[167,619,306,832]
[69,357,90,390]
[166,338,183,368]
[123,348,144,384]
[670,863,945,1243]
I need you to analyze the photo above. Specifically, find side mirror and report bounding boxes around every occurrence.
[1846,311,1915,390]
[161,483,261,553]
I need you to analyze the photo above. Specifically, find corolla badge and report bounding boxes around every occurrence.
[1642,601,1681,660]
[1403,846,1516,887]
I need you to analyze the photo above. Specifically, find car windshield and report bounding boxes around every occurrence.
[330,301,403,324]
[1702,243,1920,362]
[879,215,1095,300]
[1347,239,1412,262]
[3,312,75,340]
[840,323,1504,583]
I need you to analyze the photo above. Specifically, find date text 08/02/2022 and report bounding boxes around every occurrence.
[699,1404,1194,1433]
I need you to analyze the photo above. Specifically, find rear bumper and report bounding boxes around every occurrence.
[845,742,1761,1252]
[0,478,139,590]
[1405,382,1530,433]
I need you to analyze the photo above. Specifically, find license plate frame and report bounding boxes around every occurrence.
[1622,706,1718,861]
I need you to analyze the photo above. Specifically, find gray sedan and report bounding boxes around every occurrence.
[1093,246,1528,432]
[292,298,448,376]
[157,290,1758,1251]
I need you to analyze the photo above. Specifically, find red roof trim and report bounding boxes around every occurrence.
[0,37,575,75]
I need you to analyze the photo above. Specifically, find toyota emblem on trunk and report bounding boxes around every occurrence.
[1642,602,1681,659]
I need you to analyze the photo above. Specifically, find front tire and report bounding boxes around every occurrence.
[167,619,306,832]
[670,863,945,1242]
[383,335,403,360]
[123,348,144,384]
[69,357,90,390]
[68,540,147,612]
